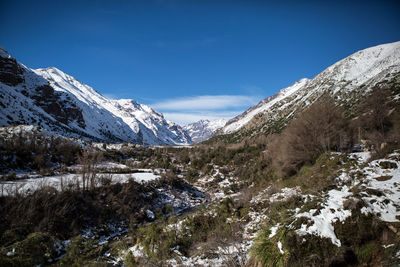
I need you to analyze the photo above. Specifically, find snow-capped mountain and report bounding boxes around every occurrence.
[221,41,400,137]
[0,47,191,145]
[223,78,309,134]
[184,119,228,143]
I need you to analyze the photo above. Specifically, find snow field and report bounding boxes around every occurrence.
[0,167,160,196]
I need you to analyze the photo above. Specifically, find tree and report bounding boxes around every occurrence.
[78,149,103,190]
[359,87,393,143]
[268,96,346,177]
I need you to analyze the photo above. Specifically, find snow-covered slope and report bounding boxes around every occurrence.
[221,41,400,136]
[0,47,191,145]
[223,78,309,134]
[35,67,191,145]
[0,47,88,139]
[184,119,228,143]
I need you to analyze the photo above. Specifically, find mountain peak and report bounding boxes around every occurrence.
[36,67,73,80]
[222,78,309,134]
[184,118,228,143]
[0,50,192,146]
[297,78,309,83]
[116,98,140,107]
[220,41,400,137]
[0,46,11,59]
[315,41,400,85]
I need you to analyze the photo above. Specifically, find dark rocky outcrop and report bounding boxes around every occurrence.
[0,55,24,86]
[32,85,86,128]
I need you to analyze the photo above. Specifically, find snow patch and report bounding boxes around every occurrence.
[359,155,400,222]
[146,209,155,220]
[295,186,352,247]
[269,223,280,238]
[0,169,160,196]
[277,241,284,254]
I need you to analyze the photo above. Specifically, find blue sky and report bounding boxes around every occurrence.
[1,0,399,125]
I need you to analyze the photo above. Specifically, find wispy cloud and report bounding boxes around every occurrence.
[150,95,260,125]
[152,95,259,111]
[163,111,240,125]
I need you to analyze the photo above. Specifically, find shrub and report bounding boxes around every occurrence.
[0,232,58,267]
[124,251,137,267]
[251,228,286,267]
[0,172,17,181]
[58,236,106,266]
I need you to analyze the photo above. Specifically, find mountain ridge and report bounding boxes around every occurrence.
[218,41,400,140]
[184,118,228,143]
[0,47,192,145]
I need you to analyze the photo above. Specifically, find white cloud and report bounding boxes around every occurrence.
[163,111,239,125]
[152,95,259,111]
[149,95,261,125]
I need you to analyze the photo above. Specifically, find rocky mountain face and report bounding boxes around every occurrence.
[219,41,400,141]
[184,119,227,143]
[0,47,192,145]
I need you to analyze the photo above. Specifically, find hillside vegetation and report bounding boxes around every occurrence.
[0,85,400,266]
[1,42,400,266]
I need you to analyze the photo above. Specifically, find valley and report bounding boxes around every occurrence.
[0,41,400,266]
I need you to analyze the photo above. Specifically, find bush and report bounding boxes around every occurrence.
[124,251,137,267]
[185,168,199,183]
[0,130,81,173]
[352,87,400,157]
[58,236,106,266]
[251,228,286,267]
[0,172,17,181]
[0,232,58,267]
[0,180,152,240]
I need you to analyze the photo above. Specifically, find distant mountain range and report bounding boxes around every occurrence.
[183,119,227,143]
[218,41,400,141]
[1,41,399,145]
[0,47,192,145]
